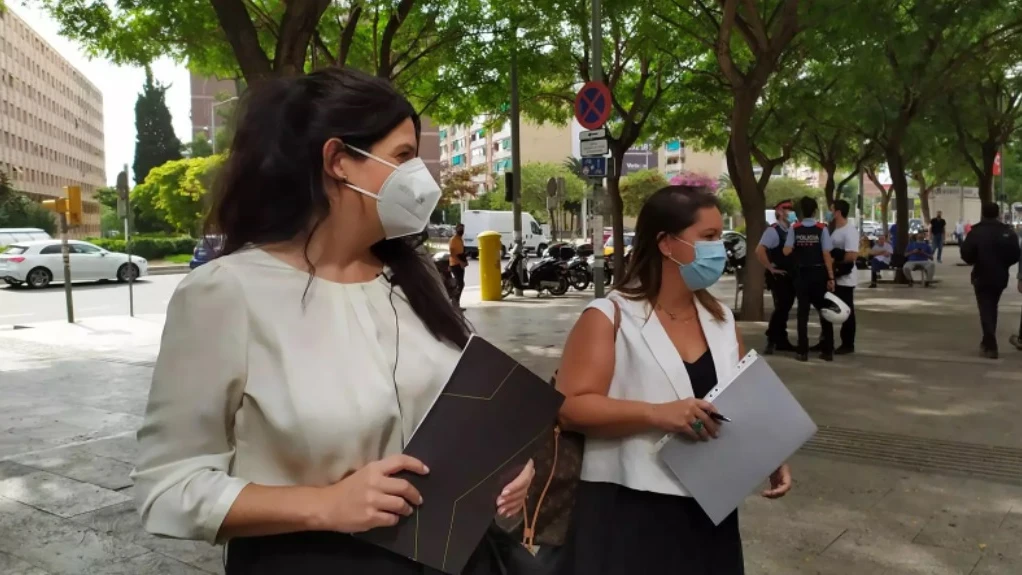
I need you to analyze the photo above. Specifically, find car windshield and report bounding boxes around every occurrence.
[606,235,634,248]
[2,245,27,255]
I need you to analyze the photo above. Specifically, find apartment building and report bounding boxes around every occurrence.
[439,119,574,193]
[0,9,106,237]
[660,140,727,182]
[189,73,237,139]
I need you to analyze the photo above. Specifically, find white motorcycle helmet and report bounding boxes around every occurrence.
[821,292,851,324]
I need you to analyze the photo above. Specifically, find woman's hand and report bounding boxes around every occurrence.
[762,463,792,499]
[496,459,534,518]
[647,398,720,441]
[318,454,429,533]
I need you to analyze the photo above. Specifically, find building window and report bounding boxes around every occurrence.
[492,158,512,173]
[500,138,511,150]
[666,140,683,152]
[439,129,447,141]
[452,154,465,166]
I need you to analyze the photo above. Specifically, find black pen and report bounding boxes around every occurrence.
[708,411,732,423]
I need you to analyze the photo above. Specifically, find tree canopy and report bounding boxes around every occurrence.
[133,69,183,185]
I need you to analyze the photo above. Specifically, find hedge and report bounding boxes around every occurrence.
[87,236,196,260]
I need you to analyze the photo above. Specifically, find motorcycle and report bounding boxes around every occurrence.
[587,245,631,287]
[502,245,570,297]
[722,232,746,275]
[544,242,592,291]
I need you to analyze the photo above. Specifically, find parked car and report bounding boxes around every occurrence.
[0,227,51,246]
[0,240,148,288]
[603,232,635,257]
[190,235,224,269]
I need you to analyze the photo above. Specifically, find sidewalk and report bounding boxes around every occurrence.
[0,248,1020,574]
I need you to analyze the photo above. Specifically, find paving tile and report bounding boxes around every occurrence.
[820,530,981,575]
[0,496,150,574]
[971,555,1022,575]
[0,470,130,518]
[71,501,223,573]
[910,495,1014,553]
[98,552,215,575]
[11,447,134,490]
[0,550,51,575]
[80,433,138,466]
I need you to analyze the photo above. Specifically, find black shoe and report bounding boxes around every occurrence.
[809,343,823,352]
[796,353,808,362]
[869,283,878,288]
[983,348,999,360]
[775,342,797,352]
[1010,334,1022,351]
[834,346,855,355]
[763,342,776,355]
[819,351,834,362]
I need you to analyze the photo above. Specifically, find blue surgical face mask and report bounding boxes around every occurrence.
[786,212,797,223]
[668,237,727,290]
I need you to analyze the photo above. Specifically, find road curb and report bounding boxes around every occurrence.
[149,265,190,276]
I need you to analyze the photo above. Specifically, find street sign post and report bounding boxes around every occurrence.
[116,167,134,317]
[579,128,607,141]
[581,157,615,179]
[574,81,612,130]
[580,139,609,157]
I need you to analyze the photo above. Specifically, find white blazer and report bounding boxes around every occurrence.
[579,291,741,497]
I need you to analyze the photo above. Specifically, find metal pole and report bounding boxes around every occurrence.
[858,169,865,236]
[211,106,217,154]
[509,27,524,297]
[591,0,606,298]
[59,212,74,323]
[1000,147,1006,218]
[125,215,134,318]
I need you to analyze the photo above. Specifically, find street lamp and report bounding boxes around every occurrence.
[211,96,240,154]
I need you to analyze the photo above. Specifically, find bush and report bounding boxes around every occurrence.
[87,235,195,260]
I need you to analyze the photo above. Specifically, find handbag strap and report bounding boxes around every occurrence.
[521,299,620,551]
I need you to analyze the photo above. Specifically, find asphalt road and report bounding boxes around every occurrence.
[0,264,484,326]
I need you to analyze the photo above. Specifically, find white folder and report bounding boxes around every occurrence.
[655,351,817,525]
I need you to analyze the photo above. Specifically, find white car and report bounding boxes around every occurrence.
[0,240,148,288]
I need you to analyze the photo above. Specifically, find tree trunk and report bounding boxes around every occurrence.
[880,193,891,234]
[920,188,932,223]
[977,172,994,205]
[728,111,766,321]
[606,147,628,274]
[823,163,837,206]
[885,146,911,283]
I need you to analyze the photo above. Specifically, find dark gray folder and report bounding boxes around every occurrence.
[657,351,817,525]
[357,335,564,574]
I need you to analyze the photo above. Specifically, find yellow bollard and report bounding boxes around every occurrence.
[478,231,504,301]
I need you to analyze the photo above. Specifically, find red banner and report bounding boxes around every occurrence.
[994,152,1002,176]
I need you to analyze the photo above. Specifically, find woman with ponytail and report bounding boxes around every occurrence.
[131,68,533,574]
[553,185,794,574]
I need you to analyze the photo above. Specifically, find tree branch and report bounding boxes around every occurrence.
[210,0,273,82]
[338,3,363,67]
[378,0,417,78]
[274,0,333,75]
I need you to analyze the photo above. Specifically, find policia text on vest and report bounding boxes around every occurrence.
[782,198,836,362]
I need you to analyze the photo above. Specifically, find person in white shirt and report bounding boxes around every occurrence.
[131,68,533,574]
[553,185,793,575]
[868,235,894,288]
[827,200,859,354]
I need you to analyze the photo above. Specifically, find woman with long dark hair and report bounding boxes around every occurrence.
[131,68,533,574]
[554,185,793,573]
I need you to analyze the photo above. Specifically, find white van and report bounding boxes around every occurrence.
[461,210,550,258]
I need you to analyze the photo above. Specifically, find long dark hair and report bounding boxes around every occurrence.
[614,185,726,322]
[207,67,469,348]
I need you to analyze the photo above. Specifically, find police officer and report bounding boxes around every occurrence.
[783,196,837,362]
[756,199,797,354]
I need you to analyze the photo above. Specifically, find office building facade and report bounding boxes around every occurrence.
[0,9,106,237]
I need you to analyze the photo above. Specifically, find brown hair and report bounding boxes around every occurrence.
[614,185,726,322]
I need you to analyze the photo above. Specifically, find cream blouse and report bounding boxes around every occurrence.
[131,248,463,543]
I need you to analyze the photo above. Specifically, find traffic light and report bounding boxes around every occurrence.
[504,172,514,203]
[41,197,67,214]
[66,186,82,226]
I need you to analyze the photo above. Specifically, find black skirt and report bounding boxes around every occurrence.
[225,529,504,575]
[559,481,744,575]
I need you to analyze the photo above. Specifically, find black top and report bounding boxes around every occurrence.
[766,223,791,269]
[684,349,717,399]
[931,217,946,235]
[961,218,1022,289]
[791,222,826,268]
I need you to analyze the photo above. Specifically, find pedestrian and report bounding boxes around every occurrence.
[960,202,1022,359]
[1011,248,1022,352]
[554,185,792,575]
[783,196,837,362]
[131,68,532,574]
[755,198,797,354]
[930,210,947,263]
[902,232,936,287]
[825,199,858,354]
[868,235,893,288]
[955,220,965,244]
[448,223,468,309]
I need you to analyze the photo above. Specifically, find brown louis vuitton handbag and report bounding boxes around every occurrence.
[520,300,621,550]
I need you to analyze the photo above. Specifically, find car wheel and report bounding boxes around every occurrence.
[26,267,52,289]
[537,244,548,258]
[3,279,23,288]
[117,263,140,283]
[501,277,514,298]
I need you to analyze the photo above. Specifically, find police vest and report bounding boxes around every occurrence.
[767,224,790,268]
[791,222,826,268]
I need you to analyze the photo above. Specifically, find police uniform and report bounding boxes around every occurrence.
[785,219,834,358]
[758,218,795,351]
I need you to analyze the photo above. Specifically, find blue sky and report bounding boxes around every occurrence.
[10,2,193,187]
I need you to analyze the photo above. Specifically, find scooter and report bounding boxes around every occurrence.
[502,245,570,297]
[544,242,592,291]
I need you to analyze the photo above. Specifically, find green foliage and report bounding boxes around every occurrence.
[717,188,741,217]
[94,187,118,211]
[132,156,224,237]
[100,206,121,236]
[439,164,485,206]
[184,133,214,159]
[89,236,196,260]
[620,170,669,216]
[133,69,183,185]
[481,163,586,222]
[764,178,825,214]
[0,172,56,234]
